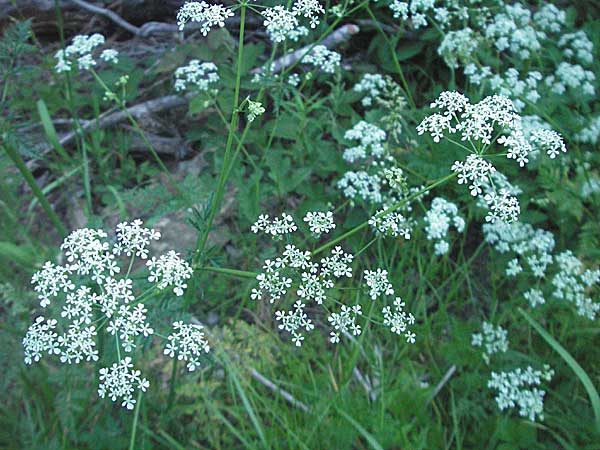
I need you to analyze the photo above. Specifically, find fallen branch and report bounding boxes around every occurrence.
[69,0,141,36]
[251,23,360,75]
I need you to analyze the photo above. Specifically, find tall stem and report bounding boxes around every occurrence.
[128,390,143,450]
[192,3,247,265]
[2,143,67,237]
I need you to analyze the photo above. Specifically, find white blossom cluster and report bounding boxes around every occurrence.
[465,65,543,111]
[263,0,324,43]
[251,213,297,238]
[164,321,210,371]
[487,365,554,422]
[251,211,415,346]
[342,121,387,163]
[246,99,265,123]
[98,357,149,410]
[483,221,600,320]
[301,45,342,74]
[424,197,465,255]
[575,116,600,145]
[353,74,407,140]
[382,297,416,343]
[385,0,468,31]
[23,221,205,409]
[418,91,566,223]
[368,209,411,239]
[303,211,335,236]
[174,60,219,93]
[55,33,119,73]
[438,28,479,68]
[545,62,595,96]
[176,1,234,34]
[471,321,508,363]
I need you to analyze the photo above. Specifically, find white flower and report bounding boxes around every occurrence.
[342,121,387,162]
[98,357,149,410]
[251,213,297,238]
[164,321,210,371]
[176,1,234,34]
[451,154,496,197]
[174,60,219,93]
[382,297,416,343]
[328,304,362,343]
[292,0,324,28]
[424,197,464,255]
[302,45,341,74]
[471,321,508,361]
[23,316,59,364]
[114,219,160,259]
[146,250,193,296]
[364,269,394,300]
[263,6,299,43]
[369,210,411,239]
[487,365,554,422]
[275,300,314,346]
[303,211,335,236]
[54,33,116,73]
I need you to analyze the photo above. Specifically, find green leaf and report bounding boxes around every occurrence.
[36,99,71,162]
[519,308,600,432]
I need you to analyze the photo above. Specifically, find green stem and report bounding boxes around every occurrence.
[128,390,143,450]
[196,266,257,279]
[167,357,178,411]
[2,143,67,237]
[192,3,247,264]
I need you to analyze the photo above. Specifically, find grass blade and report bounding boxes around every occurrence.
[336,408,384,450]
[519,308,600,432]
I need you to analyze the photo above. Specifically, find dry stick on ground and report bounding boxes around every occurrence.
[69,0,141,36]
[190,317,311,413]
[251,23,360,75]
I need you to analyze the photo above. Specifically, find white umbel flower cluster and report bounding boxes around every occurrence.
[303,211,335,236]
[342,121,387,163]
[382,297,416,343]
[164,321,210,371]
[487,365,554,422]
[424,197,465,255]
[176,1,234,34]
[251,211,415,346]
[23,220,205,410]
[301,45,342,74]
[418,91,566,223]
[368,209,411,239]
[251,213,297,238]
[174,60,219,93]
[472,321,508,363]
[54,33,118,73]
[98,357,149,410]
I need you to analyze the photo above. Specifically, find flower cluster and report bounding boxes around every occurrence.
[98,357,149,410]
[251,213,297,238]
[424,197,465,255]
[418,91,566,223]
[23,221,205,409]
[342,121,387,163]
[174,60,219,93]
[483,220,600,320]
[246,99,265,122]
[164,321,210,371]
[54,33,119,73]
[382,297,416,343]
[472,321,508,363]
[176,1,234,34]
[301,45,341,74]
[251,211,415,346]
[303,211,335,236]
[487,365,554,422]
[368,209,411,239]
[262,1,324,42]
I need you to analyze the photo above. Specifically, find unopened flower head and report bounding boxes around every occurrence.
[246,99,265,123]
